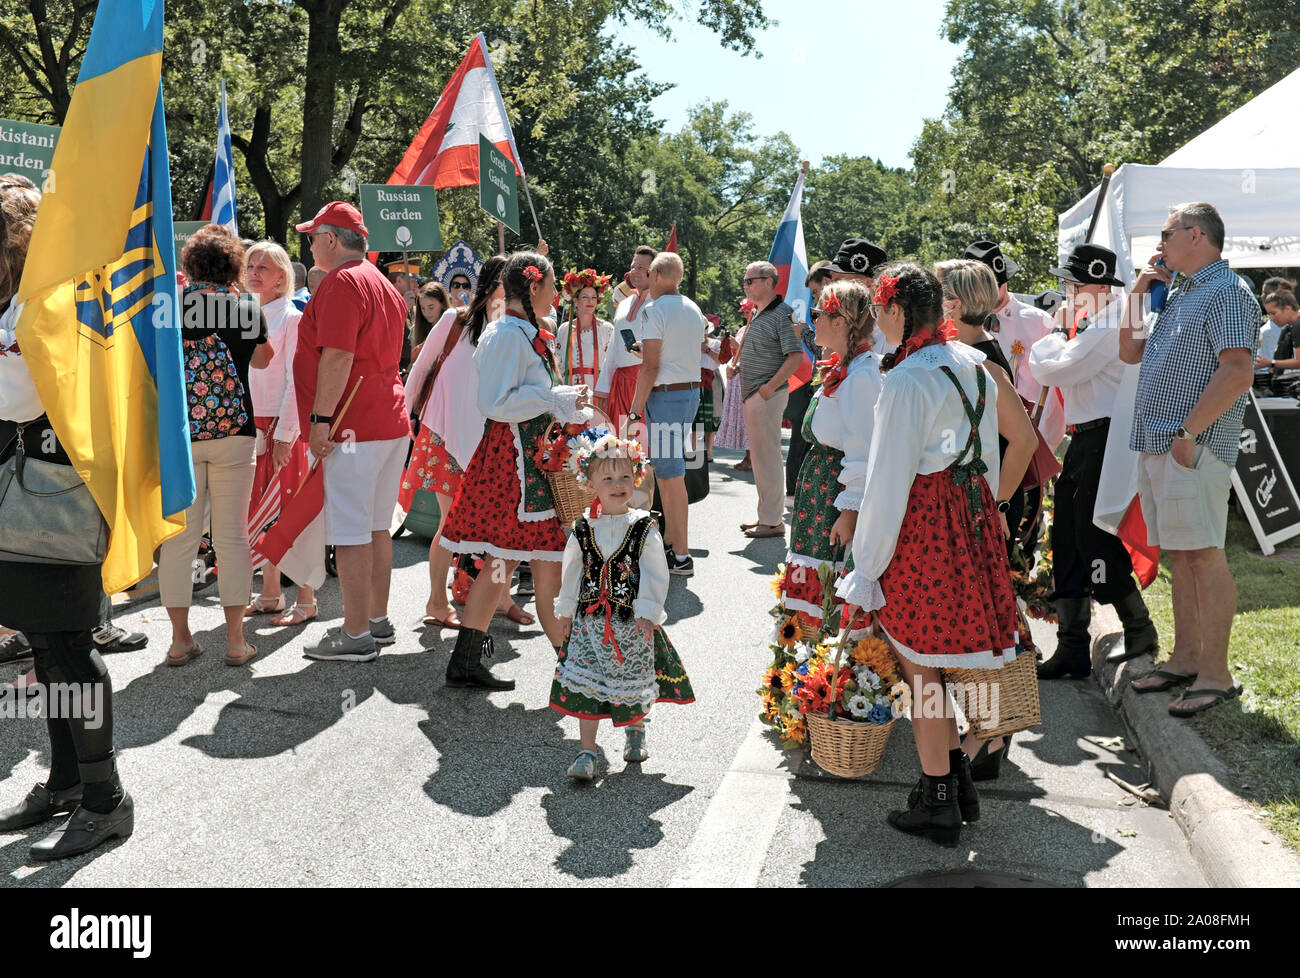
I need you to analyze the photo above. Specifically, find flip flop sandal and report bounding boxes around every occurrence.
[421,614,462,630]
[271,602,318,627]
[1168,684,1243,718]
[1131,667,1196,693]
[165,642,202,667]
[243,595,286,618]
[744,524,785,538]
[224,643,259,667]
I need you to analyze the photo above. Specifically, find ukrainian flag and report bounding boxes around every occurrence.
[14,0,194,593]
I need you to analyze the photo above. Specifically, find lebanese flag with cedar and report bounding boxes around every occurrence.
[387,33,526,190]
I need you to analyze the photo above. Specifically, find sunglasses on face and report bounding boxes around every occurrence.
[450,280,470,289]
[743,276,771,286]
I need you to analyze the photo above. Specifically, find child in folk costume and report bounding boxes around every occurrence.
[550,434,695,781]
[778,282,882,635]
[555,269,614,388]
[439,252,592,690]
[840,264,1020,848]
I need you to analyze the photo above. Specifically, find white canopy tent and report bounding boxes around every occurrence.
[1059,64,1300,284]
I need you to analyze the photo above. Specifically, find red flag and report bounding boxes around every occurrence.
[387,33,526,189]
[665,224,677,253]
[251,464,327,590]
[1117,496,1160,589]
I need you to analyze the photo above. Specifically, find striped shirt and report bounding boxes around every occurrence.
[1131,259,1260,467]
[738,297,802,400]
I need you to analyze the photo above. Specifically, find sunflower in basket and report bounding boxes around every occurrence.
[851,636,901,688]
[780,713,807,747]
[772,613,801,650]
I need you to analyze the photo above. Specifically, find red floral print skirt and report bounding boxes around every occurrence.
[399,423,463,512]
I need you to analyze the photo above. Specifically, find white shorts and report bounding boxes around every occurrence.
[321,437,408,546]
[1137,446,1232,552]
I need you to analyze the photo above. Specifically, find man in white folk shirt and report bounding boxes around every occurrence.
[1028,243,1159,679]
[965,240,1068,451]
[629,252,707,578]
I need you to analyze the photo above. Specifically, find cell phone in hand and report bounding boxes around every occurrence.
[621,328,639,352]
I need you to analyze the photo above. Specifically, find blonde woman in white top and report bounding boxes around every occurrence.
[242,241,317,626]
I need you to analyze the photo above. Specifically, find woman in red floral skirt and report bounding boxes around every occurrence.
[438,252,593,690]
[841,263,1020,847]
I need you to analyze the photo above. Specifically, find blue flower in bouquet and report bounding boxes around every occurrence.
[846,693,872,719]
[795,662,810,676]
[867,703,893,724]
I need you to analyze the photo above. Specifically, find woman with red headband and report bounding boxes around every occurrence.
[556,269,614,388]
[438,252,592,690]
[775,280,881,636]
[841,262,1020,848]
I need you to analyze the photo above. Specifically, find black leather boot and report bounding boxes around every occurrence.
[888,770,961,847]
[29,758,132,862]
[1105,589,1160,663]
[0,783,83,832]
[1037,597,1092,679]
[907,749,979,823]
[445,628,515,690]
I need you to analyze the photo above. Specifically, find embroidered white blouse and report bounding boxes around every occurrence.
[1027,298,1127,426]
[474,314,587,424]
[807,349,884,512]
[554,509,670,624]
[594,293,646,395]
[555,318,614,385]
[246,296,301,443]
[839,342,1001,612]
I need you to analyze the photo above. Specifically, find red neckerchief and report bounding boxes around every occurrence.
[628,288,649,321]
[894,318,957,366]
[817,343,873,396]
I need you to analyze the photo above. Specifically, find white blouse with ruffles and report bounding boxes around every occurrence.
[807,349,884,512]
[554,509,670,625]
[838,341,1000,613]
[474,314,587,424]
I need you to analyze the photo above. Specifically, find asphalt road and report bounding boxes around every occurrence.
[0,443,1205,887]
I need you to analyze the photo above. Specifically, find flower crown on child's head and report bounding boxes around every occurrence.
[572,429,648,486]
[562,268,613,299]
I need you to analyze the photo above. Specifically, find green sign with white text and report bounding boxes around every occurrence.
[478,134,520,234]
[358,184,443,252]
[173,220,207,267]
[0,118,60,190]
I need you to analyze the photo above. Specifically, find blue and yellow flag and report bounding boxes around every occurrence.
[14,0,194,593]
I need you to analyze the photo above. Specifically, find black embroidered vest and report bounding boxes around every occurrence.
[574,515,655,622]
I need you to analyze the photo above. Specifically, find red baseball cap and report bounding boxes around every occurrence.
[295,201,368,236]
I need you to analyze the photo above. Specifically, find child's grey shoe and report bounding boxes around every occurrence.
[623,724,649,763]
[567,749,599,781]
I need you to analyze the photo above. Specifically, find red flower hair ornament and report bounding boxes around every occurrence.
[523,265,543,283]
[820,292,841,316]
[562,268,612,298]
[873,275,899,307]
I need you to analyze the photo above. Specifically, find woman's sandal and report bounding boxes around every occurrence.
[495,603,535,626]
[243,594,286,618]
[270,602,317,627]
[1131,667,1196,694]
[165,641,202,667]
[421,611,462,629]
[224,643,259,667]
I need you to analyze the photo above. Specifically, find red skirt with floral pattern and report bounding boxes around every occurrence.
[877,469,1019,662]
[399,423,463,511]
[439,419,567,562]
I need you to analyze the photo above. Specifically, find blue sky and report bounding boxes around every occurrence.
[618,0,962,170]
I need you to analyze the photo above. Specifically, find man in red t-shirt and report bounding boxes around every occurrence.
[294,201,411,662]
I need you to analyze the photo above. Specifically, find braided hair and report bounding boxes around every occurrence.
[502,251,558,375]
[462,254,507,346]
[877,261,944,373]
[819,280,874,353]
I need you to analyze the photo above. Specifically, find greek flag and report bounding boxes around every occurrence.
[211,78,237,233]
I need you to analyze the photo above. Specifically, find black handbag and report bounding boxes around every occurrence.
[0,420,108,565]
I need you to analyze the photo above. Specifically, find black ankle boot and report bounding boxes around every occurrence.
[445,628,515,690]
[888,771,961,847]
[0,783,83,831]
[908,749,979,822]
[1105,590,1160,664]
[29,758,132,862]
[968,734,1012,781]
[1038,597,1092,679]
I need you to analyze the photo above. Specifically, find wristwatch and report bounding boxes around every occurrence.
[626,411,641,422]
[1175,425,1196,442]
[309,413,333,425]
[996,499,1012,514]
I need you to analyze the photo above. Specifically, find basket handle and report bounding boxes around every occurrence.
[825,625,853,722]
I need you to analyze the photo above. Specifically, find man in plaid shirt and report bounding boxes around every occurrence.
[1119,202,1259,717]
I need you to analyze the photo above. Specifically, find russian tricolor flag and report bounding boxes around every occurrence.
[768,168,814,390]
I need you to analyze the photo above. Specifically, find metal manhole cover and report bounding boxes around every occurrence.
[884,870,1065,888]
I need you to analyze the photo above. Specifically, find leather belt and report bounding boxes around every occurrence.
[651,382,699,392]
[1068,417,1110,434]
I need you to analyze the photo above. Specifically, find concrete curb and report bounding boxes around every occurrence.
[1088,603,1300,887]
